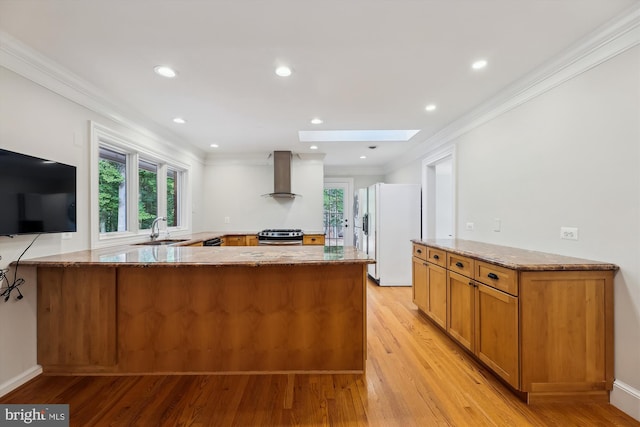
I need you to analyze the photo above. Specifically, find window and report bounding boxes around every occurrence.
[99,147,127,233]
[91,122,189,247]
[167,168,179,228]
[138,159,158,230]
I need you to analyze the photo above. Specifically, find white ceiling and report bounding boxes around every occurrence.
[0,0,637,168]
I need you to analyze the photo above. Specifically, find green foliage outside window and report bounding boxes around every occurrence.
[138,168,158,230]
[167,170,177,227]
[99,159,125,233]
[324,189,344,240]
[99,153,180,233]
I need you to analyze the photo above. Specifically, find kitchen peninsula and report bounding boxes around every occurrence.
[22,242,372,375]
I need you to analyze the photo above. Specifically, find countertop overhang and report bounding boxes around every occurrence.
[413,238,618,271]
[21,245,373,268]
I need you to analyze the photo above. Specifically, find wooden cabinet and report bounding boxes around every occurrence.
[426,263,447,328]
[475,282,519,388]
[223,235,246,246]
[413,243,446,327]
[447,270,474,352]
[412,256,428,312]
[38,266,117,368]
[412,239,616,403]
[303,234,325,245]
[219,235,258,246]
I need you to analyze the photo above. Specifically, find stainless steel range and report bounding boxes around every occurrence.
[258,229,304,245]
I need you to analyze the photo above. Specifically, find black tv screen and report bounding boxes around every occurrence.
[0,148,77,236]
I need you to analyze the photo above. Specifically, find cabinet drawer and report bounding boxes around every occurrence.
[447,253,474,278]
[426,247,446,267]
[224,235,246,246]
[475,261,518,296]
[412,243,427,261]
[303,235,325,245]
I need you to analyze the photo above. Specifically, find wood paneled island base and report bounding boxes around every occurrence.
[37,263,367,375]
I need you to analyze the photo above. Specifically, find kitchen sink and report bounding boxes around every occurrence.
[134,239,189,246]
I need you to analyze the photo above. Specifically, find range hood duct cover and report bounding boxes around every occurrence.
[268,151,298,198]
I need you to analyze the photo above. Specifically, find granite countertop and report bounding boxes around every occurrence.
[412,238,618,272]
[21,245,372,267]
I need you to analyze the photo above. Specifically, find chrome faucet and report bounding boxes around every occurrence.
[150,217,167,241]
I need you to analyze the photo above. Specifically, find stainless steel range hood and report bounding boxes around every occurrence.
[267,151,298,198]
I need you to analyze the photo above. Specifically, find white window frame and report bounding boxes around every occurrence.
[90,122,190,248]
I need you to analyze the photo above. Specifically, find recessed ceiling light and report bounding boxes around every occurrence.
[471,59,488,70]
[172,117,186,124]
[154,65,177,78]
[310,145,318,150]
[360,156,367,159]
[210,144,219,148]
[311,118,323,125]
[275,66,292,77]
[425,104,437,112]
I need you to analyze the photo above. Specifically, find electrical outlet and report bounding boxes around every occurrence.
[493,218,501,232]
[560,227,579,240]
[466,222,474,231]
[224,216,230,224]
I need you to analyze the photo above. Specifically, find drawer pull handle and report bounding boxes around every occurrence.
[487,272,499,280]
[455,261,464,268]
[416,249,422,254]
[433,254,440,260]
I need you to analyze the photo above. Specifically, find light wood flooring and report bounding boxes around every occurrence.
[2,280,638,426]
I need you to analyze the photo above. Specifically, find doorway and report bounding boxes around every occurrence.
[323,178,354,247]
[422,147,455,239]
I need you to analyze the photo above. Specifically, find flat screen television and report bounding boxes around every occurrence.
[0,148,77,236]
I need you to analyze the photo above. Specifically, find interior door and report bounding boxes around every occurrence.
[323,180,353,247]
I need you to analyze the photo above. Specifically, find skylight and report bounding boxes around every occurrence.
[298,129,420,142]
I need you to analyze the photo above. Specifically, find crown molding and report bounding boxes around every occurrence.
[0,31,205,164]
[383,4,640,174]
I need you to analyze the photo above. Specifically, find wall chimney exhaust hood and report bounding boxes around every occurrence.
[265,150,299,198]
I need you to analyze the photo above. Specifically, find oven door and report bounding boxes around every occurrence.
[258,239,303,246]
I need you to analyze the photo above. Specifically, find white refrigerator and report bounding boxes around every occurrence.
[366,183,420,286]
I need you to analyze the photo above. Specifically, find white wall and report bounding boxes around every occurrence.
[388,46,640,419]
[384,158,421,185]
[0,66,205,394]
[203,157,324,232]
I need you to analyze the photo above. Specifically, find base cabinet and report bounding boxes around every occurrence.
[303,234,325,245]
[412,257,428,312]
[426,264,447,329]
[412,241,615,403]
[447,271,474,352]
[475,283,519,389]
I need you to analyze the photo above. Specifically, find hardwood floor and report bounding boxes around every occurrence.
[2,280,638,426]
